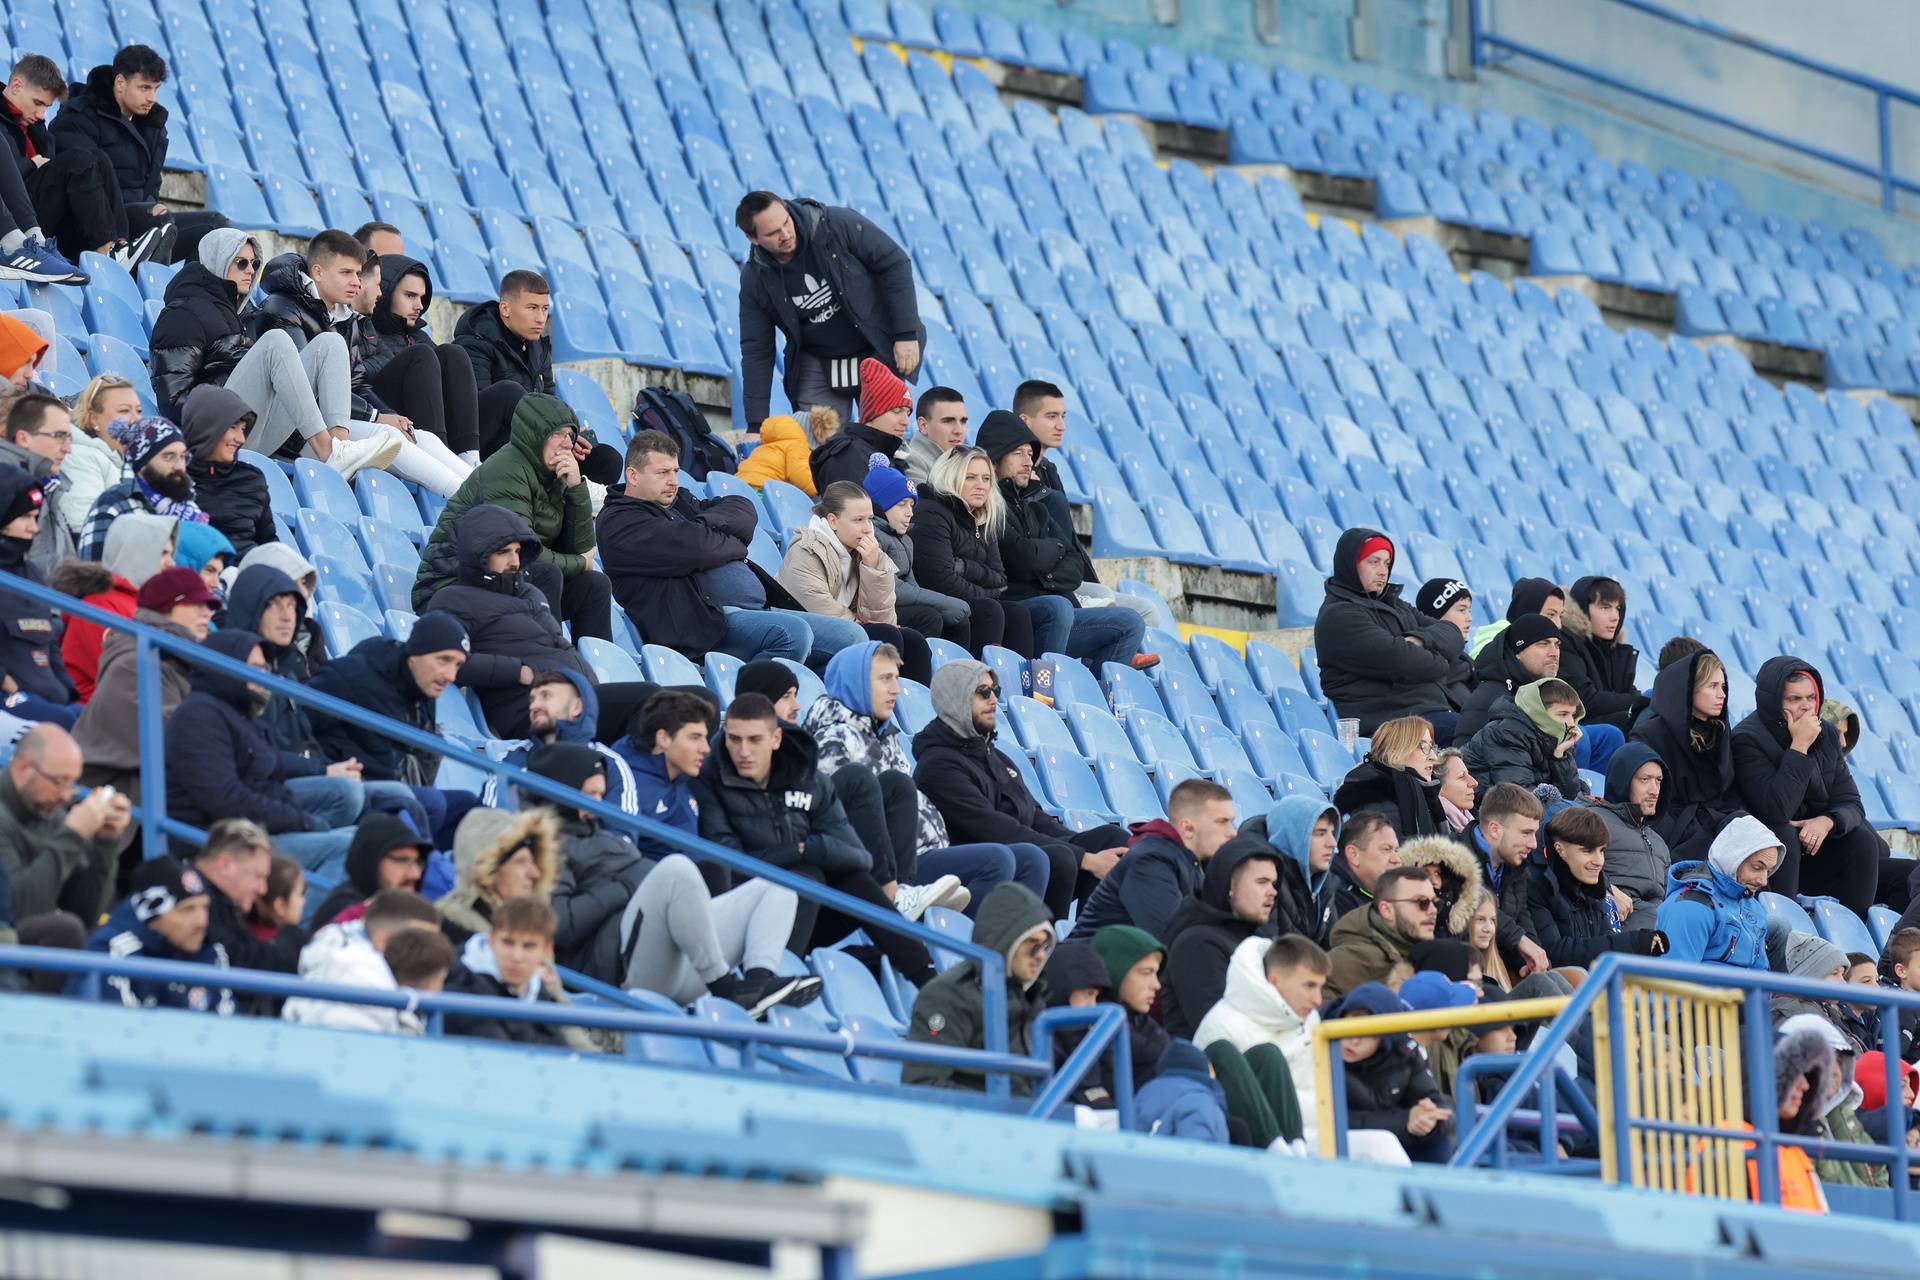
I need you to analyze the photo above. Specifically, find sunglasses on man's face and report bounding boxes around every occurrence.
[973,684,999,700]
[232,256,258,271]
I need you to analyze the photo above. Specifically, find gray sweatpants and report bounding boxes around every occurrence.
[226,328,347,455]
[618,855,797,1003]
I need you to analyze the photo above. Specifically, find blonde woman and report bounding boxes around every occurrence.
[62,373,140,533]
[1332,714,1445,837]
[907,445,1045,657]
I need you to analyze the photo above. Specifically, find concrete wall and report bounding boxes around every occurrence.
[942,0,1920,251]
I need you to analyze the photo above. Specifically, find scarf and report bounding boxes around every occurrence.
[1440,794,1473,833]
[807,515,856,609]
[135,472,210,523]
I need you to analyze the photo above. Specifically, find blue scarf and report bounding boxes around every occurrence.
[135,472,209,524]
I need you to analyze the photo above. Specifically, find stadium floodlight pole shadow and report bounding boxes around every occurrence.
[0,566,1092,1098]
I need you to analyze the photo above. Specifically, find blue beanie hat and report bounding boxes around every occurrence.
[862,464,914,515]
[174,519,237,572]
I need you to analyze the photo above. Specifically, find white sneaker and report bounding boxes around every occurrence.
[457,449,480,467]
[927,874,970,913]
[893,882,937,921]
[324,430,403,481]
[895,875,967,921]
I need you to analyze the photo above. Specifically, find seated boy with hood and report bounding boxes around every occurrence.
[1329,981,1453,1163]
[904,882,1053,1094]
[1134,1040,1230,1144]
[1159,836,1281,1039]
[75,854,233,1014]
[1655,813,1779,970]
[307,812,427,928]
[1042,940,1115,1108]
[1240,794,1340,944]
[1590,742,1671,930]
[1461,677,1586,797]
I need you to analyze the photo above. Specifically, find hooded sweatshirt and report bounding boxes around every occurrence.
[1460,679,1584,797]
[1042,939,1117,1107]
[1090,924,1171,1084]
[1629,649,1738,859]
[1732,656,1865,851]
[280,914,422,1035]
[181,383,272,559]
[1160,836,1281,1038]
[62,509,176,701]
[357,255,437,384]
[1193,934,1323,1145]
[1134,1038,1230,1144]
[1558,576,1643,728]
[1655,813,1777,969]
[903,882,1053,1093]
[308,813,426,929]
[1593,741,1671,927]
[1312,526,1465,732]
[803,640,948,860]
[1263,794,1339,943]
[912,659,1074,849]
[483,668,636,816]
[163,627,318,838]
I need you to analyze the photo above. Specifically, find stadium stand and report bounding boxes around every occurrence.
[4,0,1920,1267]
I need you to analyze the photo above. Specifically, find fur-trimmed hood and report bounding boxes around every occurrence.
[50,556,116,599]
[437,806,564,936]
[1396,834,1485,937]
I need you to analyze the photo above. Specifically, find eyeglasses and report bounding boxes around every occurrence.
[1389,895,1439,911]
[28,430,70,443]
[973,684,999,700]
[25,761,79,791]
[1018,935,1055,957]
[1417,740,1438,756]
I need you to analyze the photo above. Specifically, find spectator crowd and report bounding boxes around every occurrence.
[0,52,1910,1186]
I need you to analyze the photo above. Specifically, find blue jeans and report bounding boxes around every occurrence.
[361,779,433,839]
[791,610,867,661]
[918,841,1053,918]
[1020,594,1074,656]
[285,774,366,827]
[1064,604,1146,672]
[719,607,812,663]
[1575,723,1624,776]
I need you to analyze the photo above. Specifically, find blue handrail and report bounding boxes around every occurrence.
[1468,0,1920,211]
[7,567,1025,1087]
[1456,952,1920,1218]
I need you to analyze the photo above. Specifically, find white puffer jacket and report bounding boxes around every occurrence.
[1193,935,1321,1144]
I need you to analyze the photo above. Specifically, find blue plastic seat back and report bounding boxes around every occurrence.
[1096,753,1165,822]
[1037,745,1116,820]
[293,457,364,526]
[580,636,645,684]
[1810,897,1877,956]
[314,601,381,655]
[1123,706,1199,772]
[811,947,904,1032]
[1006,694,1076,754]
[240,449,296,513]
[1761,892,1817,936]
[641,644,703,686]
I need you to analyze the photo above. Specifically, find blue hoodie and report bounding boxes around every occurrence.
[484,670,636,814]
[1268,793,1338,941]
[72,897,234,1013]
[822,640,892,726]
[1654,815,1774,970]
[624,749,705,861]
[1133,1039,1229,1144]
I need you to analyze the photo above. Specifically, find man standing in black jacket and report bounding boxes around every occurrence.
[186,817,308,974]
[735,192,923,423]
[49,45,228,262]
[597,429,814,663]
[909,659,1127,919]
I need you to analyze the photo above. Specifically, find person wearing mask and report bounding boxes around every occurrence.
[979,409,1153,675]
[1312,527,1465,739]
[1413,576,1476,713]
[1159,837,1282,1039]
[356,254,485,466]
[775,479,931,680]
[1629,648,1739,861]
[1592,743,1672,930]
[1334,715,1446,838]
[862,465,973,648]
[734,191,923,425]
[1733,657,1879,918]
[906,445,1045,658]
[1655,813,1779,970]
[178,383,275,561]
[808,358,910,492]
[1558,576,1647,734]
[413,393,613,641]
[1526,806,1667,967]
[902,883,1051,1093]
[58,374,140,538]
[910,659,1128,920]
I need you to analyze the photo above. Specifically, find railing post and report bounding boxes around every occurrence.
[135,635,166,863]
[1885,1006,1910,1220]
[1607,969,1630,1186]
[1742,991,1778,1205]
[980,951,1008,1097]
[1877,89,1894,211]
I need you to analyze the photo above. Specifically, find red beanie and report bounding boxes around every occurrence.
[857,358,909,423]
[1356,535,1393,570]
[1857,1051,1918,1112]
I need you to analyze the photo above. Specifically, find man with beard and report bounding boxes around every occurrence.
[76,414,206,560]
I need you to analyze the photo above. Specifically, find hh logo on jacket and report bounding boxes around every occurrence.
[783,790,815,812]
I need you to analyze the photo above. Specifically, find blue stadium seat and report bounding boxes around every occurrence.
[1809,896,1877,956]
[314,601,381,655]
[580,637,645,684]
[1095,753,1165,822]
[1761,892,1817,937]
[293,458,364,527]
[642,644,703,686]
[1036,746,1120,825]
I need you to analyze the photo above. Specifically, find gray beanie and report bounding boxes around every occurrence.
[929,659,989,739]
[197,227,256,279]
[1783,930,1849,982]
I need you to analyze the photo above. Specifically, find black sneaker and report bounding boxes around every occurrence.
[747,968,823,1010]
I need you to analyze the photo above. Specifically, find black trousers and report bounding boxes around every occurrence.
[477,381,529,458]
[853,621,932,685]
[126,203,230,264]
[20,151,127,256]
[831,763,921,887]
[370,343,480,455]
[1027,823,1129,918]
[525,559,613,643]
[1770,821,1881,919]
[786,862,936,985]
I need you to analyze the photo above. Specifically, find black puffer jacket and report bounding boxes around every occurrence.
[1525,846,1662,967]
[1455,630,1542,741]
[49,63,167,204]
[1337,1003,1445,1148]
[523,753,656,985]
[691,725,869,874]
[181,384,274,559]
[358,255,435,382]
[148,262,251,421]
[1628,649,1738,861]
[0,484,70,706]
[224,563,327,777]
[454,298,555,396]
[1160,837,1279,1039]
[306,637,441,786]
[810,423,904,493]
[1460,694,1583,797]
[908,489,1007,603]
[1312,527,1464,733]
[981,410,1084,603]
[597,486,801,657]
[911,717,1073,847]
[1068,818,1204,941]
[164,629,318,838]
[739,197,924,423]
[1333,758,1443,836]
[1732,655,1866,851]
[309,813,424,929]
[249,254,381,420]
[1559,577,1644,731]
[425,503,592,731]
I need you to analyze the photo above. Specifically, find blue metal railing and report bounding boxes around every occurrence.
[0,944,1132,1128]
[5,568,1048,1090]
[1468,0,1920,211]
[1456,952,1920,1218]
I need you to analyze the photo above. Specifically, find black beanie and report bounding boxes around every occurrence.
[526,741,606,793]
[406,610,470,657]
[1508,613,1562,654]
[1409,938,1475,982]
[737,659,798,704]
[1415,577,1470,619]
